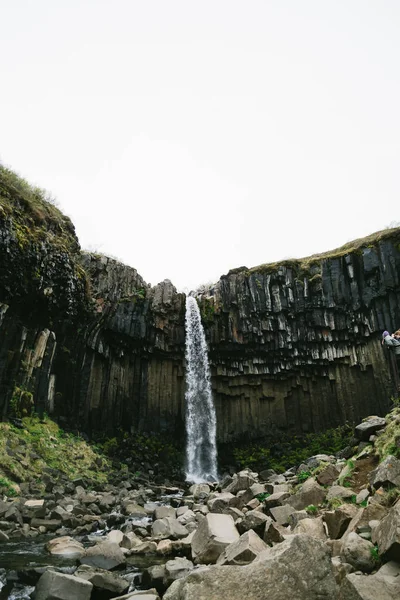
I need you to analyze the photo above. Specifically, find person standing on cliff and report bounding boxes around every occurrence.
[382,330,400,392]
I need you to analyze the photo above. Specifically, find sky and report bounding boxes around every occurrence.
[1,1,399,292]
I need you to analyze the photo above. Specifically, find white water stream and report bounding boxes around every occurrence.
[184,296,218,482]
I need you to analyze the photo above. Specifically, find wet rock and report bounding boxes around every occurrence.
[35,570,93,600]
[80,541,126,570]
[46,536,86,558]
[74,564,129,596]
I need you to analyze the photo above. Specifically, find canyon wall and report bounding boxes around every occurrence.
[1,168,399,443]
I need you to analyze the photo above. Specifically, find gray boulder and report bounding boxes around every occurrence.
[151,517,189,539]
[46,536,86,559]
[207,493,235,513]
[293,517,326,540]
[191,513,239,564]
[164,534,337,600]
[355,416,386,441]
[74,564,129,595]
[269,504,296,526]
[35,570,93,600]
[372,499,400,561]
[323,504,359,539]
[369,456,400,488]
[80,541,126,570]
[340,561,400,599]
[217,529,268,565]
[340,532,376,573]
[164,558,194,586]
[285,479,326,510]
[223,471,257,494]
[236,509,270,535]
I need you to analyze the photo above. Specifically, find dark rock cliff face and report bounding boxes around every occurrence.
[196,238,400,441]
[1,167,399,443]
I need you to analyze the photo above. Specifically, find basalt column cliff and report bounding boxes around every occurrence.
[0,167,399,442]
[196,238,400,441]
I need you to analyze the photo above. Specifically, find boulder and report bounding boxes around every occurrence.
[340,532,376,573]
[264,492,290,509]
[46,536,86,559]
[223,471,257,494]
[293,517,326,540]
[236,509,270,535]
[190,484,210,500]
[217,529,268,565]
[151,517,189,539]
[316,464,341,486]
[164,558,194,586]
[122,502,148,518]
[30,518,61,531]
[207,493,235,513]
[74,564,130,595]
[269,504,296,525]
[340,561,400,599]
[107,529,124,545]
[154,506,176,520]
[263,518,286,545]
[285,479,326,510]
[369,456,400,488]
[326,485,355,501]
[35,570,93,600]
[191,513,239,564]
[164,534,337,600]
[355,416,386,441]
[142,564,166,594]
[80,541,126,570]
[323,504,359,539]
[23,499,46,519]
[372,499,400,561]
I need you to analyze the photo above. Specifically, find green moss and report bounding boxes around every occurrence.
[374,408,400,460]
[9,386,34,418]
[0,416,112,494]
[197,297,216,323]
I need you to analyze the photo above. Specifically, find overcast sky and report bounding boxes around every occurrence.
[1,1,399,291]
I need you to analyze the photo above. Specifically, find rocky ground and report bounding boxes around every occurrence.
[0,409,399,599]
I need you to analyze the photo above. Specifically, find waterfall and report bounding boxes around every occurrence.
[184,295,218,482]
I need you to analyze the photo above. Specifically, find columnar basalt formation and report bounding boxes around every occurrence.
[1,168,399,442]
[196,237,400,441]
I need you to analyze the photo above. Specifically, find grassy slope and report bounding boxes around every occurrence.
[0,416,112,497]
